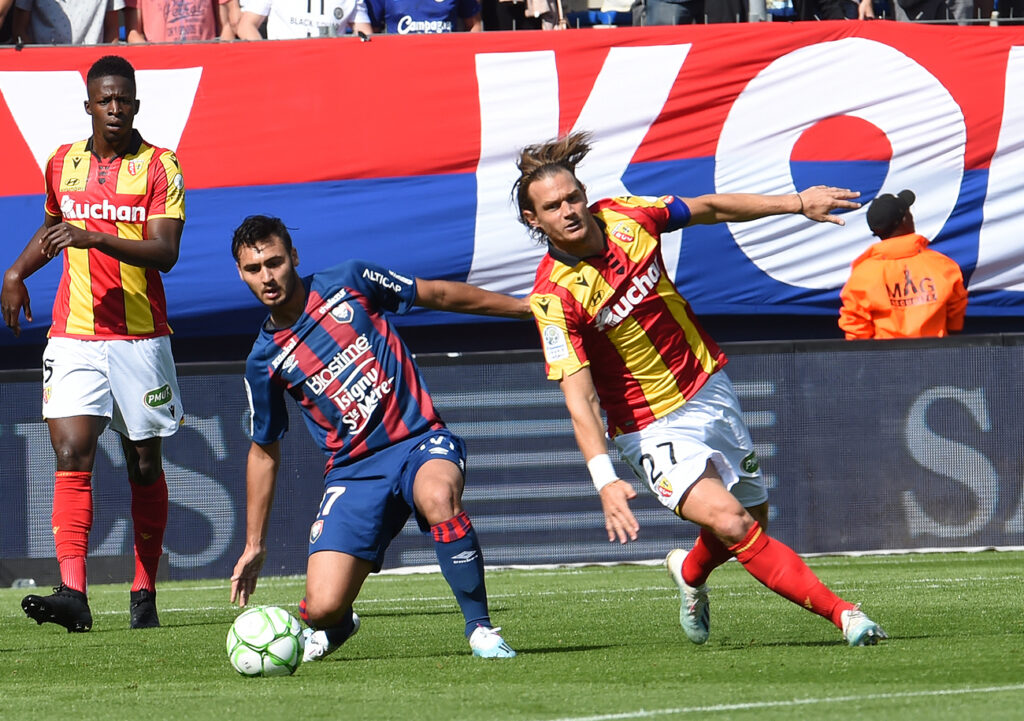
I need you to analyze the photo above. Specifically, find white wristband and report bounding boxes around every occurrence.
[587,453,618,492]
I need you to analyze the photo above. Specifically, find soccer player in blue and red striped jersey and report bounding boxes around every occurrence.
[516,131,887,647]
[229,215,525,660]
[2,55,185,633]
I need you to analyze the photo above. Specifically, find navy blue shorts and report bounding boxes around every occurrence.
[306,428,467,571]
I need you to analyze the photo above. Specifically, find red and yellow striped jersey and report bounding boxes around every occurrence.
[43,131,185,340]
[530,196,726,438]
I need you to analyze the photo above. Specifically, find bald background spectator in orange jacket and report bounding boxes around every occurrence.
[839,190,967,340]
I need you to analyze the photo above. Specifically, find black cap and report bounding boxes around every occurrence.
[866,189,915,237]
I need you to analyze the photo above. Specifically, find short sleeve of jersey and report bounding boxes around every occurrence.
[324,260,417,315]
[43,150,60,217]
[244,355,289,445]
[530,293,588,381]
[147,150,186,222]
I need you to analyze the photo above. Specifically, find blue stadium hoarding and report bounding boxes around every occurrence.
[1,337,1022,583]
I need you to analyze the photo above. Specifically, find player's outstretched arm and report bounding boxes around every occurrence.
[415,278,531,319]
[685,186,861,226]
[230,440,281,607]
[560,367,639,544]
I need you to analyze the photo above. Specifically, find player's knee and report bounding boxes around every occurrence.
[302,595,346,628]
[128,458,163,485]
[52,443,96,472]
[710,508,755,547]
[414,482,462,526]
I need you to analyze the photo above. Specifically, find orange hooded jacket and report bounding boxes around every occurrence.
[838,233,967,340]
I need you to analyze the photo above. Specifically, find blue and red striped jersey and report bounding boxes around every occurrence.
[244,260,443,476]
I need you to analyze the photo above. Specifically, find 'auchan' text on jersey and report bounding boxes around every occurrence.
[594,262,662,331]
[60,195,146,223]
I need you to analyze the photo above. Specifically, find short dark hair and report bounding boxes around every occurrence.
[87,55,136,90]
[232,215,294,261]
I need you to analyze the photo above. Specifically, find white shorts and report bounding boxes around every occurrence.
[42,336,185,441]
[612,371,768,513]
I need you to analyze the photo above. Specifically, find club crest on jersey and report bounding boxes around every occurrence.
[309,520,324,544]
[611,222,635,243]
[126,159,145,176]
[330,302,353,324]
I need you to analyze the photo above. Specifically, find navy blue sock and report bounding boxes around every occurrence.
[431,511,491,637]
[323,608,356,646]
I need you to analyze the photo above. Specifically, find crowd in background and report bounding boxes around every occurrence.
[0,0,1019,45]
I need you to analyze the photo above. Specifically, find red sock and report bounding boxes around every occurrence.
[130,471,168,593]
[730,522,854,628]
[53,471,93,594]
[682,527,733,587]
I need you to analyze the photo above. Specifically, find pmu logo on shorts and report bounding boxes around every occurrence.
[60,195,146,222]
[309,520,324,544]
[741,451,760,475]
[144,384,173,408]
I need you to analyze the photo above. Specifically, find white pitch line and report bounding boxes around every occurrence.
[536,684,1024,721]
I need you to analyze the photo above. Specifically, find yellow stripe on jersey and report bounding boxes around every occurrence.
[116,144,153,196]
[530,293,586,380]
[158,151,186,220]
[605,316,684,420]
[64,246,95,336]
[660,276,720,376]
[546,261,615,322]
[58,142,91,194]
[120,263,155,335]
[600,204,662,265]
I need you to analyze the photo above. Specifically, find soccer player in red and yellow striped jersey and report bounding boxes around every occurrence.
[516,131,887,647]
[1,56,185,634]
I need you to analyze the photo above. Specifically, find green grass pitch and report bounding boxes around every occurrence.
[2,551,1023,721]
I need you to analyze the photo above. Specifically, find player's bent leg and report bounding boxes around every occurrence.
[413,458,515,658]
[301,551,372,662]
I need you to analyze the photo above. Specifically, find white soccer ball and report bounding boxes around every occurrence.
[226,606,305,677]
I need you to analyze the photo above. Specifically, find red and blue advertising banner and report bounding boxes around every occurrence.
[2,22,1024,348]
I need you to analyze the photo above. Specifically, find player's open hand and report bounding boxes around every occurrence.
[39,223,94,258]
[230,546,267,607]
[798,186,861,225]
[599,480,640,544]
[1,273,31,337]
